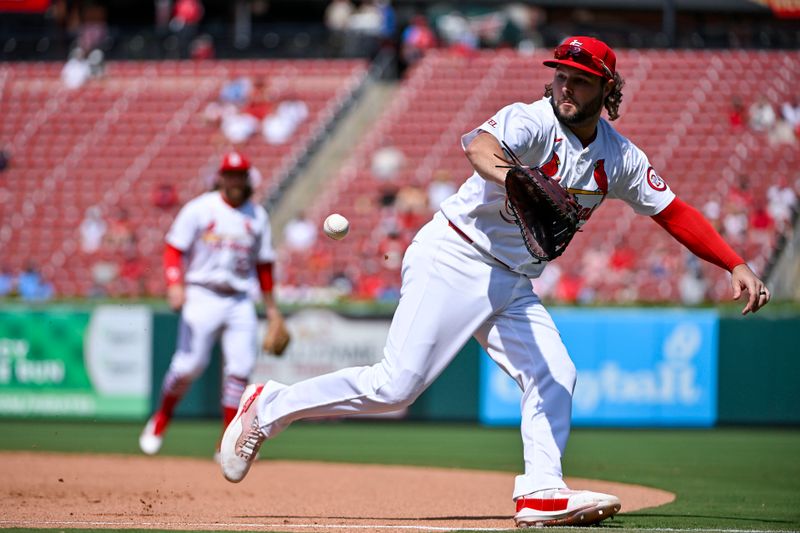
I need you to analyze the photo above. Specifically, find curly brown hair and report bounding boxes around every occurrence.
[544,72,625,121]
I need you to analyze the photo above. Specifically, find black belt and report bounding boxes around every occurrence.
[190,283,244,296]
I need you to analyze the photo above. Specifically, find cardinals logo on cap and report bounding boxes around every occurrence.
[220,151,251,172]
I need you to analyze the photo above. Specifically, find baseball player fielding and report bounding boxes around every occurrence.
[323,213,350,240]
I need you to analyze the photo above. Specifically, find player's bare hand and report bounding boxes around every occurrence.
[731,263,770,315]
[167,284,186,311]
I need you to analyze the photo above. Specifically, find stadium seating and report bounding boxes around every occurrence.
[0,59,368,297]
[2,50,796,302]
[278,49,799,304]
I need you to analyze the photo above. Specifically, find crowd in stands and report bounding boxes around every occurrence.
[76,205,151,299]
[202,76,309,147]
[0,263,54,302]
[729,93,800,147]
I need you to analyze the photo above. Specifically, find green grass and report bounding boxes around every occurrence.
[1,420,799,531]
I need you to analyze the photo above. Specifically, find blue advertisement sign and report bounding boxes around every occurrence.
[479,309,719,427]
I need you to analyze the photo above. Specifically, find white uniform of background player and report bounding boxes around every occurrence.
[220,37,769,527]
[139,151,286,457]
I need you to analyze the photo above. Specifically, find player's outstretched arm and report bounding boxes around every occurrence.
[651,197,771,315]
[464,131,512,186]
[731,263,770,315]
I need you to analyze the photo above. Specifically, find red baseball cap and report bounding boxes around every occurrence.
[543,36,616,79]
[219,151,251,173]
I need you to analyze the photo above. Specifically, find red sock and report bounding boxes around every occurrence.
[222,406,238,429]
[153,393,180,435]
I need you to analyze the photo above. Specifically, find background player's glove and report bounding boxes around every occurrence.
[500,142,580,262]
[262,314,291,356]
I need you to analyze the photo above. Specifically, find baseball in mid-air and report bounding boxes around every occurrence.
[323,213,350,240]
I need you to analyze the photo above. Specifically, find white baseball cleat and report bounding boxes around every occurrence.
[220,383,266,483]
[514,488,621,528]
[139,414,167,455]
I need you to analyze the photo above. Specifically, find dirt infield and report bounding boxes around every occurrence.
[1,451,674,531]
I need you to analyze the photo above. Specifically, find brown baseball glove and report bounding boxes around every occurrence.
[262,315,291,356]
[500,142,580,262]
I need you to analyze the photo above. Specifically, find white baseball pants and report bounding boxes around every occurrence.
[167,285,259,382]
[256,212,576,498]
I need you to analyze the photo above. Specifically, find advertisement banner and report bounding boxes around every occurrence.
[0,306,151,419]
[251,308,402,417]
[479,309,719,427]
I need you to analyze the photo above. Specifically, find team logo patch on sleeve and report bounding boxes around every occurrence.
[488,119,497,128]
[646,167,667,191]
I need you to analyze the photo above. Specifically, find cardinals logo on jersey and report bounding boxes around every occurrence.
[567,159,608,225]
[539,143,561,178]
[201,221,220,244]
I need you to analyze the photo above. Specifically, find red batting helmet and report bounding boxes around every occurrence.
[219,151,251,173]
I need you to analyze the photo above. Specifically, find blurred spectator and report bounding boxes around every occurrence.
[401,15,437,69]
[436,11,478,54]
[370,140,405,181]
[243,78,275,121]
[748,201,775,241]
[748,96,777,132]
[609,245,635,272]
[0,265,14,297]
[262,94,309,145]
[781,96,800,133]
[377,0,397,45]
[219,76,253,106]
[377,229,406,271]
[353,260,385,300]
[678,263,707,305]
[0,148,9,172]
[722,205,748,244]
[61,47,91,89]
[117,247,147,297]
[76,4,108,54]
[728,174,754,211]
[554,265,584,304]
[104,206,135,251]
[767,117,797,147]
[221,109,260,144]
[325,0,355,54]
[86,48,106,78]
[767,178,797,232]
[151,183,179,209]
[506,4,545,52]
[728,96,746,131]
[344,0,383,57]
[329,270,355,296]
[170,0,204,58]
[17,263,54,301]
[395,184,428,233]
[91,259,118,296]
[79,206,107,254]
[702,198,722,231]
[581,245,610,286]
[190,33,215,60]
[283,212,318,252]
[427,169,457,212]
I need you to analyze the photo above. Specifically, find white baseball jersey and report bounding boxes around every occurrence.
[441,97,675,277]
[166,191,274,294]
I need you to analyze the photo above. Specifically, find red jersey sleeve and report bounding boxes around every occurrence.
[651,197,745,272]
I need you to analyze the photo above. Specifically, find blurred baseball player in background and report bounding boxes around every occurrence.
[218,37,770,527]
[139,150,289,458]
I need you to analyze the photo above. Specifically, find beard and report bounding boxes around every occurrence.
[552,89,605,125]
[222,184,250,206]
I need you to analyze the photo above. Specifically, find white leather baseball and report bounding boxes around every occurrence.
[323,213,350,240]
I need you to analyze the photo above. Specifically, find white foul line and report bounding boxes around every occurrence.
[0,520,791,532]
